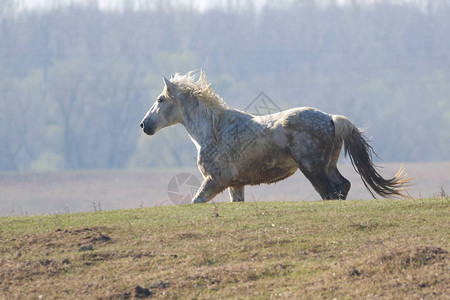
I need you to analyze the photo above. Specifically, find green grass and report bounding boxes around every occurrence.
[0,198,449,299]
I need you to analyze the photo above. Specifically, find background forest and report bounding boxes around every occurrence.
[1,0,449,172]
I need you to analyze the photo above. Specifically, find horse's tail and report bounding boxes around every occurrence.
[332,115,412,198]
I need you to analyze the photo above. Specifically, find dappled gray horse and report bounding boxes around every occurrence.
[140,72,410,203]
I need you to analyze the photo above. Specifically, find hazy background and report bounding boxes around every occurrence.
[1,0,449,172]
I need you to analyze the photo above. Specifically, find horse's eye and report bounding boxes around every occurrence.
[157,98,164,103]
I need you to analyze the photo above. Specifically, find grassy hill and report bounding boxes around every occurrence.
[0,198,448,299]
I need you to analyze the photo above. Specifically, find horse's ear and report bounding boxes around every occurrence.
[163,76,176,95]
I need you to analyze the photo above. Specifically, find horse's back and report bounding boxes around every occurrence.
[250,107,335,150]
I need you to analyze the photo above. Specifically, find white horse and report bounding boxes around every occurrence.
[140,72,410,203]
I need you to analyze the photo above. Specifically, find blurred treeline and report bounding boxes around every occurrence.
[0,0,449,171]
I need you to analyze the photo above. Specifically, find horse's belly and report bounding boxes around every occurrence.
[238,156,298,186]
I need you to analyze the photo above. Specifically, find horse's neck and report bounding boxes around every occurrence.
[180,102,220,148]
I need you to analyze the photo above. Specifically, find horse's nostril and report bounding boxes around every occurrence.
[140,122,144,128]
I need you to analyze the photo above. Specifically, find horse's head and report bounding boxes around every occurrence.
[140,77,183,135]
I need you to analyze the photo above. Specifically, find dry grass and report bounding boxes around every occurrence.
[0,198,448,299]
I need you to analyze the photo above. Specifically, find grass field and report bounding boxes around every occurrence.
[0,198,448,299]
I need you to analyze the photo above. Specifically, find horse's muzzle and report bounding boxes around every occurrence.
[140,121,155,135]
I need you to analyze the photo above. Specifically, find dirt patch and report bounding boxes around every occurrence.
[39,259,56,267]
[134,286,153,298]
[0,256,67,284]
[80,250,157,267]
[149,280,171,289]
[56,226,109,234]
[348,267,362,277]
[91,233,111,243]
[174,232,204,240]
[380,246,448,269]
[110,282,171,299]
[79,244,94,252]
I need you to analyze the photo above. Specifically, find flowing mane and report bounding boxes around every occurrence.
[166,71,229,112]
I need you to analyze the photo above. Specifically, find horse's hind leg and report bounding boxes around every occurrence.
[286,118,342,200]
[228,186,244,202]
[328,166,350,199]
[289,140,339,199]
[298,163,340,200]
[290,139,340,199]
[327,138,350,199]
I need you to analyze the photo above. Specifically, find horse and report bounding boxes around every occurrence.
[140,71,410,203]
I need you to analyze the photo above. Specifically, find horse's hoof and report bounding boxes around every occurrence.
[325,192,345,200]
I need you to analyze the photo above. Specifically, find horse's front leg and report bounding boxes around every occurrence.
[228,186,245,202]
[192,176,225,204]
